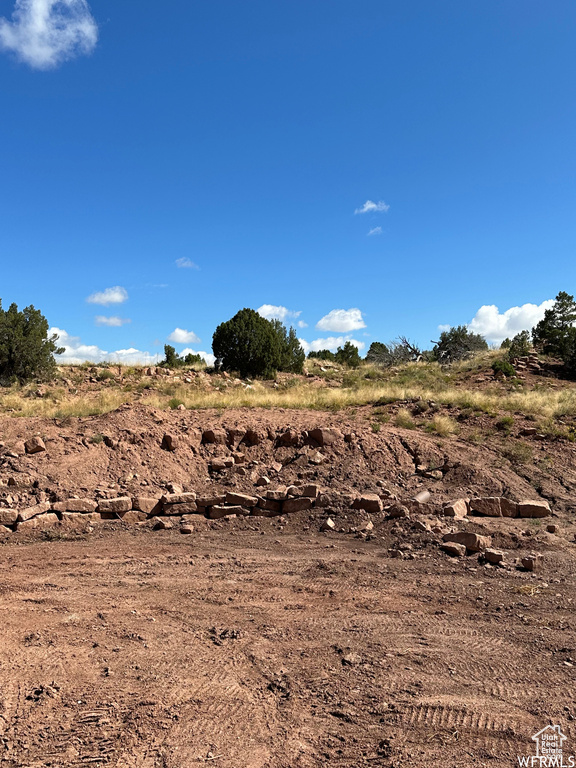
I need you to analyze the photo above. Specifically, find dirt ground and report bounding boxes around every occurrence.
[0,524,575,768]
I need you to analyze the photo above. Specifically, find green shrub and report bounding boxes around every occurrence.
[0,300,64,384]
[431,325,488,364]
[335,341,361,368]
[492,359,516,378]
[168,398,184,409]
[506,330,531,360]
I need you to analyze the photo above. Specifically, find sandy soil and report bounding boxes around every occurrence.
[0,525,575,768]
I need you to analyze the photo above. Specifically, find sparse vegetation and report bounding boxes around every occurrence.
[0,300,64,384]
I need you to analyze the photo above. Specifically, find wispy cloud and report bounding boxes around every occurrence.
[463,300,555,343]
[175,257,200,270]
[354,200,390,215]
[95,316,131,327]
[299,336,365,355]
[368,226,383,236]
[297,320,308,329]
[51,327,161,366]
[316,308,366,333]
[257,304,301,323]
[168,328,201,344]
[0,0,98,69]
[86,286,128,306]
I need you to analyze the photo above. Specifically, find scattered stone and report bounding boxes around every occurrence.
[299,484,320,499]
[309,428,342,446]
[0,509,18,526]
[242,429,263,446]
[500,498,518,518]
[180,525,194,534]
[152,517,173,530]
[161,434,178,452]
[342,652,362,666]
[132,496,162,515]
[521,554,542,571]
[209,505,250,519]
[520,427,538,437]
[443,531,491,553]
[352,493,383,514]
[161,492,197,505]
[320,517,336,531]
[52,499,98,514]
[163,502,198,515]
[256,498,282,514]
[546,524,558,534]
[443,499,469,519]
[17,501,52,523]
[413,520,430,532]
[18,512,59,530]
[283,497,313,514]
[196,493,226,507]
[484,548,505,565]
[387,504,410,519]
[209,458,234,472]
[225,492,258,507]
[24,437,46,455]
[120,511,147,523]
[0,525,12,535]
[97,497,132,514]
[413,490,431,504]
[469,497,501,517]
[202,429,228,445]
[278,429,299,447]
[256,476,270,487]
[516,500,551,518]
[441,542,467,557]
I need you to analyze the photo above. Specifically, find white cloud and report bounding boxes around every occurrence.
[181,348,216,366]
[50,327,161,366]
[437,324,451,333]
[168,328,201,344]
[299,336,365,354]
[297,320,308,328]
[86,286,128,306]
[316,308,366,333]
[0,0,98,69]
[175,257,200,270]
[368,226,383,236]
[466,300,555,343]
[354,200,390,215]
[257,304,301,322]
[95,316,131,327]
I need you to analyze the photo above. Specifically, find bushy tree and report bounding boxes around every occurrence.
[366,337,422,366]
[160,344,204,368]
[532,291,576,360]
[0,300,63,384]
[335,341,361,368]
[506,330,531,360]
[308,349,336,362]
[431,325,488,363]
[212,308,304,378]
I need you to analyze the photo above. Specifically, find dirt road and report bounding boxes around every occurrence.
[0,527,574,767]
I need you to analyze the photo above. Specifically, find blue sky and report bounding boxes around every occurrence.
[0,0,575,364]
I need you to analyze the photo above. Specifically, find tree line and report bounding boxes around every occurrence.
[1,292,576,384]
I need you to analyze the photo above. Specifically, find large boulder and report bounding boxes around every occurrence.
[98,497,132,514]
[52,499,98,514]
[282,497,313,514]
[443,531,491,553]
[442,499,468,519]
[352,494,383,514]
[517,500,551,518]
[469,497,501,517]
[225,492,258,507]
[17,501,51,523]
[308,428,342,447]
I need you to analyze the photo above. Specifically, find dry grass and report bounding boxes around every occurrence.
[426,415,459,436]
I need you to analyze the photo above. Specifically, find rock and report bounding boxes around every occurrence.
[180,525,194,534]
[209,505,250,519]
[161,433,178,451]
[413,520,430,532]
[209,458,234,472]
[18,512,59,530]
[516,500,551,518]
[152,517,173,530]
[17,501,51,523]
[484,548,505,564]
[0,525,12,535]
[520,427,537,437]
[132,496,162,515]
[443,531,491,553]
[25,437,46,455]
[320,517,336,531]
[386,504,410,519]
[469,497,501,517]
[521,554,542,571]
[546,524,558,533]
[278,429,299,447]
[283,497,313,514]
[413,490,431,504]
[161,492,197,505]
[256,476,270,487]
[196,493,226,506]
[443,499,469,519]
[242,429,263,446]
[256,498,282,513]
[309,428,342,447]
[500,498,518,518]
[267,486,288,501]
[315,493,331,508]
[308,451,326,465]
[52,499,98,514]
[361,520,374,532]
[441,542,467,557]
[225,492,258,507]
[0,509,18,526]
[163,502,198,515]
[298,484,320,499]
[352,494,383,514]
[342,652,362,666]
[202,429,228,445]
[97,497,132,514]
[120,511,147,523]
[177,404,186,411]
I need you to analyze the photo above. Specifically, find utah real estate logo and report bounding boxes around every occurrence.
[518,725,575,767]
